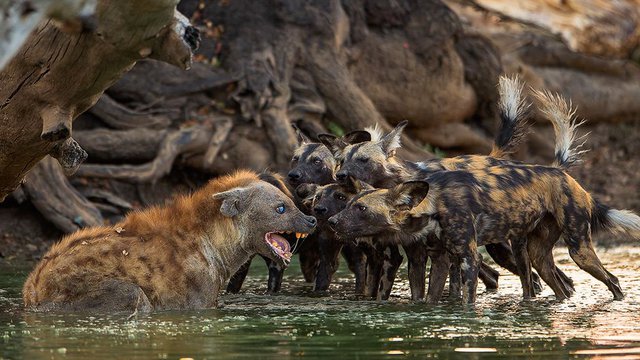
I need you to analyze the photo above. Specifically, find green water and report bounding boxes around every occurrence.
[2,247,640,359]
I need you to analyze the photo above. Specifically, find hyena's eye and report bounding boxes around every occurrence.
[292,156,299,163]
[276,204,286,214]
[334,193,346,201]
[357,204,367,212]
[357,157,369,163]
[312,158,322,166]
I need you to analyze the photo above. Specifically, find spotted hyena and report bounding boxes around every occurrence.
[23,170,316,312]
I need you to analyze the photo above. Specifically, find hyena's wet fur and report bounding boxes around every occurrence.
[23,170,317,312]
[332,165,640,304]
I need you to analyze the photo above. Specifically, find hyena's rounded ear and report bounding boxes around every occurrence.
[380,120,408,156]
[318,133,348,157]
[295,183,318,200]
[291,123,312,145]
[343,130,371,144]
[212,187,247,217]
[389,180,429,211]
[344,176,375,194]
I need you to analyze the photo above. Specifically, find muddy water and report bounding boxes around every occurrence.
[1,246,640,359]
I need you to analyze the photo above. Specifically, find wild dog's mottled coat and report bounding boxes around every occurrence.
[330,163,639,303]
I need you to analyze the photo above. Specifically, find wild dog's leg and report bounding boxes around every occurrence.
[403,242,428,301]
[485,243,543,293]
[263,256,285,293]
[377,244,403,301]
[227,256,254,293]
[448,255,462,299]
[364,246,383,299]
[314,234,343,292]
[452,257,500,295]
[512,237,536,299]
[460,248,481,304]
[478,260,500,290]
[528,222,574,300]
[565,232,624,300]
[342,243,368,295]
[298,235,320,283]
[426,251,450,304]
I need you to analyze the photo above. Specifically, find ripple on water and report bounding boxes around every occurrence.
[0,246,640,358]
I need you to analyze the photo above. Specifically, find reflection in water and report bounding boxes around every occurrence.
[1,246,640,359]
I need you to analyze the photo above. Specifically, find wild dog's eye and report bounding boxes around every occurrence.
[292,156,299,162]
[357,157,369,163]
[335,193,346,201]
[313,158,322,166]
[357,204,367,212]
[276,204,286,214]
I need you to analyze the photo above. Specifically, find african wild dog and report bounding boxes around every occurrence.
[318,75,551,300]
[23,170,316,312]
[329,162,640,304]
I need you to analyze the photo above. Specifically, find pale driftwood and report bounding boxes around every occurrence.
[0,0,199,201]
[469,0,640,58]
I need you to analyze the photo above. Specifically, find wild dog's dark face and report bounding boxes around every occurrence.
[213,181,316,266]
[287,142,336,187]
[319,121,407,188]
[328,180,430,239]
[296,180,362,223]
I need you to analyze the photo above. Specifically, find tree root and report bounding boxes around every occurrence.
[22,156,102,233]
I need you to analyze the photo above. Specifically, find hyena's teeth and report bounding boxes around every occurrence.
[295,232,302,240]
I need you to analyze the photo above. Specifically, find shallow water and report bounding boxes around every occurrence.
[2,246,640,359]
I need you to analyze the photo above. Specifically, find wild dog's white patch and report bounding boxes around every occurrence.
[460,258,470,272]
[498,75,529,124]
[364,123,383,142]
[607,209,640,234]
[530,88,589,168]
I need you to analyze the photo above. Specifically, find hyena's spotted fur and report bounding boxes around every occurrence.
[23,170,317,312]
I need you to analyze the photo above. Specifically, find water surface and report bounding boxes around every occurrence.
[2,246,640,359]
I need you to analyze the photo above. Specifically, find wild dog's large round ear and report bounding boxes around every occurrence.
[388,180,429,211]
[292,123,312,145]
[318,133,348,157]
[295,183,318,200]
[212,187,247,217]
[380,120,408,156]
[343,130,371,144]
[344,176,375,194]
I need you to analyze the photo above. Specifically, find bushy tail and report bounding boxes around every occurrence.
[592,200,640,237]
[530,89,589,169]
[490,75,532,158]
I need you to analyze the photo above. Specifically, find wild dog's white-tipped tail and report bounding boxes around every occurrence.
[364,123,383,142]
[607,209,640,236]
[530,88,589,169]
[490,75,531,158]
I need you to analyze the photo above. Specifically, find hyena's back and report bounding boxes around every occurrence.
[22,226,214,312]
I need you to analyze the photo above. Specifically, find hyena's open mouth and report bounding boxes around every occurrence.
[264,232,308,265]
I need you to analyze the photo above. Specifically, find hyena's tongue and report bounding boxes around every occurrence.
[266,232,292,263]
